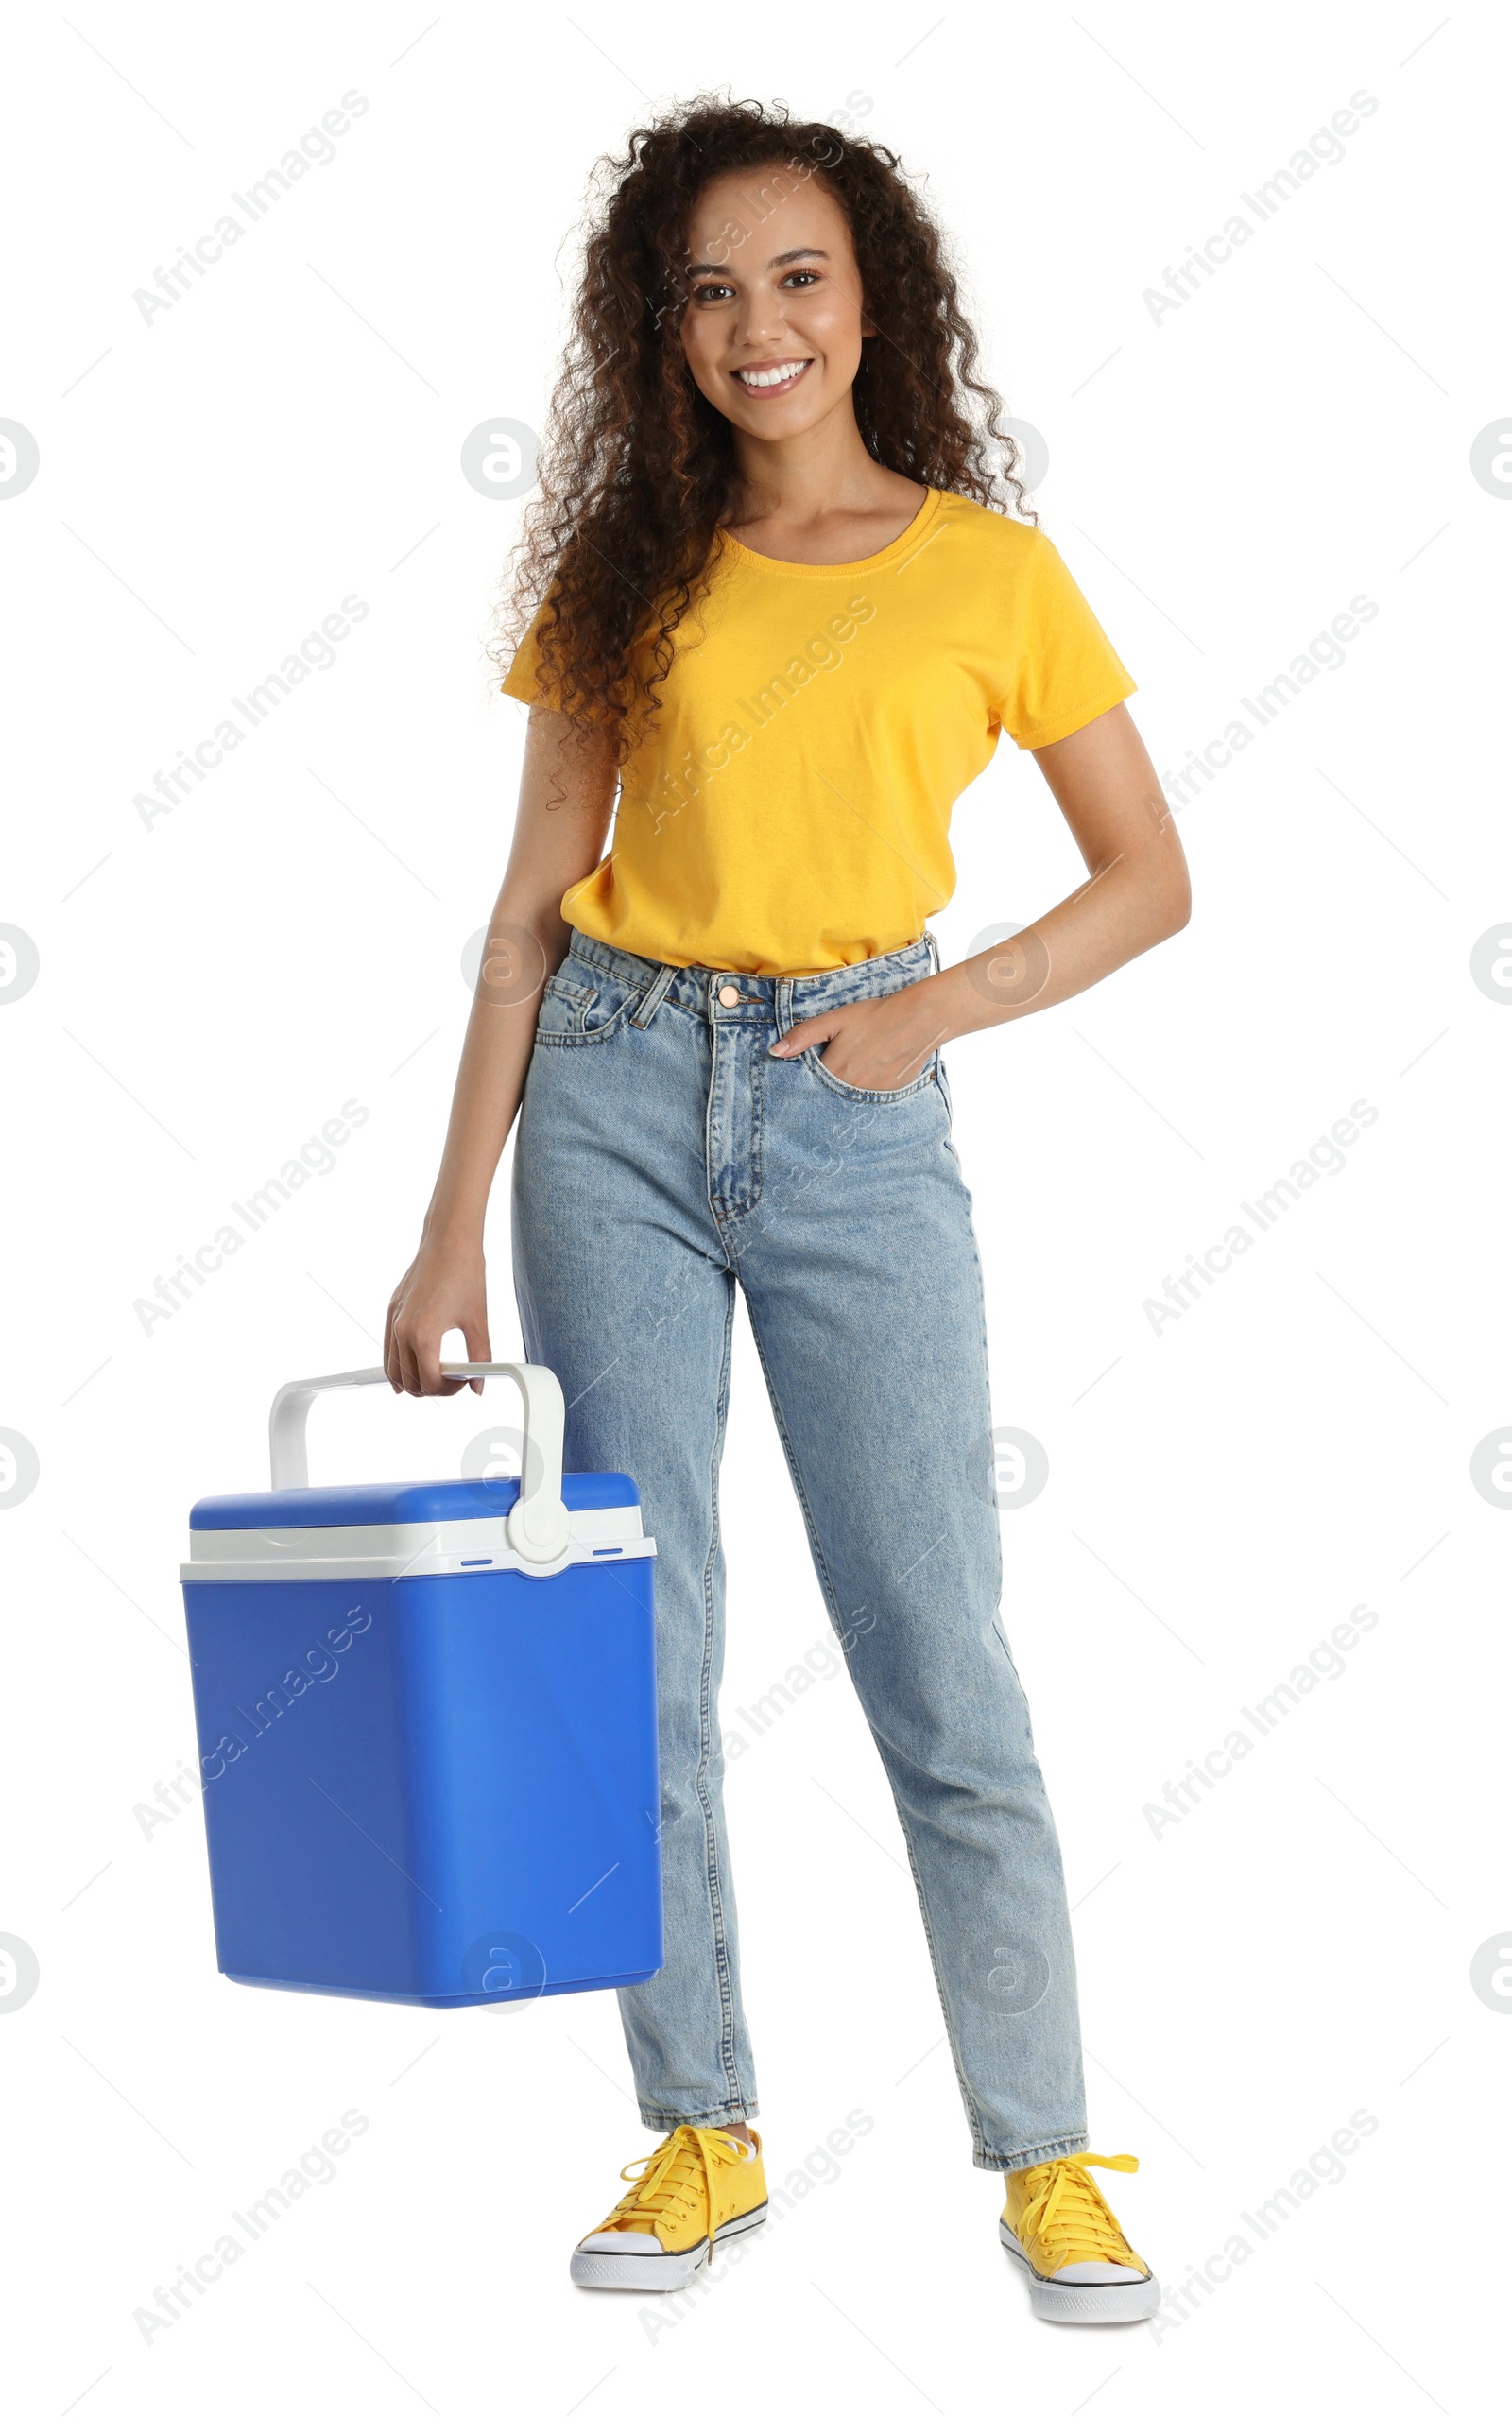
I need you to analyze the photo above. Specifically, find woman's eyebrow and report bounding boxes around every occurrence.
[682,245,831,279]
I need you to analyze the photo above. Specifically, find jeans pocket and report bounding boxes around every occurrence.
[533,974,596,1042]
[580,969,644,1041]
[801,1044,938,1105]
[535,960,643,1044]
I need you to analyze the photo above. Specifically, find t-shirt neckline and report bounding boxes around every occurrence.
[716,485,944,578]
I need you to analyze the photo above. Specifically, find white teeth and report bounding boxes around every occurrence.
[735,360,810,388]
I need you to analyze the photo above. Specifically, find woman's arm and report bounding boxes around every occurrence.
[384,706,618,1395]
[769,703,1190,1088]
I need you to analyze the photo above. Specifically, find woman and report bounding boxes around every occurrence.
[385,95,1189,2324]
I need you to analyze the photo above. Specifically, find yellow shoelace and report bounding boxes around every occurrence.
[602,2126,751,2258]
[1014,2151,1143,2273]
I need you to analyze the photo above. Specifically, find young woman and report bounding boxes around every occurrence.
[385,96,1189,2325]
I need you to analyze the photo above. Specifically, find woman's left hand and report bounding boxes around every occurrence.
[769,710,1193,1094]
[769,978,947,1092]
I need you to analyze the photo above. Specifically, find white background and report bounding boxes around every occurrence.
[3,2,1507,2425]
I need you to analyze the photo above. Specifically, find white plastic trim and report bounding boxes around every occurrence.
[266,1362,571,1565]
[181,1503,652,1583]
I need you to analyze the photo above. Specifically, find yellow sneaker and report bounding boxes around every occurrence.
[1000,2151,1160,2323]
[570,2124,768,2290]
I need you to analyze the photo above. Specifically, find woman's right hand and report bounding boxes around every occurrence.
[384,1229,492,1396]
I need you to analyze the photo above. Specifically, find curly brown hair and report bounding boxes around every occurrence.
[494,92,1034,759]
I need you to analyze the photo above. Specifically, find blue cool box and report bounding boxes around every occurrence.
[180,1364,663,2008]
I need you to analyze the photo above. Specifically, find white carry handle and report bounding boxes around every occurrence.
[267,1363,572,1564]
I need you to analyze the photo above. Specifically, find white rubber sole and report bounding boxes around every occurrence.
[999,2223,1160,2323]
[571,2201,768,2290]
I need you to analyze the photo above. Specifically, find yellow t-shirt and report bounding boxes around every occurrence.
[500,486,1135,975]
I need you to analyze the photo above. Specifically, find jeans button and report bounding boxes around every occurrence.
[717,984,740,1007]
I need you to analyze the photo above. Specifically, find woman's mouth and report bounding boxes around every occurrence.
[731,358,814,396]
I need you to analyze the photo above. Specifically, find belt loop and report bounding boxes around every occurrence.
[922,928,941,977]
[777,976,794,1033]
[629,961,677,1028]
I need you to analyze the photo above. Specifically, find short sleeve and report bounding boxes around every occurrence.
[993,530,1136,750]
[499,596,567,711]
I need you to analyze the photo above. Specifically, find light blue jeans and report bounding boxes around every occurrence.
[511,927,1089,2170]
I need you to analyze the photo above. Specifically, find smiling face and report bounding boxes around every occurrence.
[679,164,874,438]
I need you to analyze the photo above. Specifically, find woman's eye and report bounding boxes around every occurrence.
[782,270,818,288]
[693,283,732,303]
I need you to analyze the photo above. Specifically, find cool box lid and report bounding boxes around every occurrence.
[183,1471,655,1585]
[191,1472,640,1531]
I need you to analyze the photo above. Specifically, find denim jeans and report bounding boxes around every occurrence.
[510,926,1089,2171]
